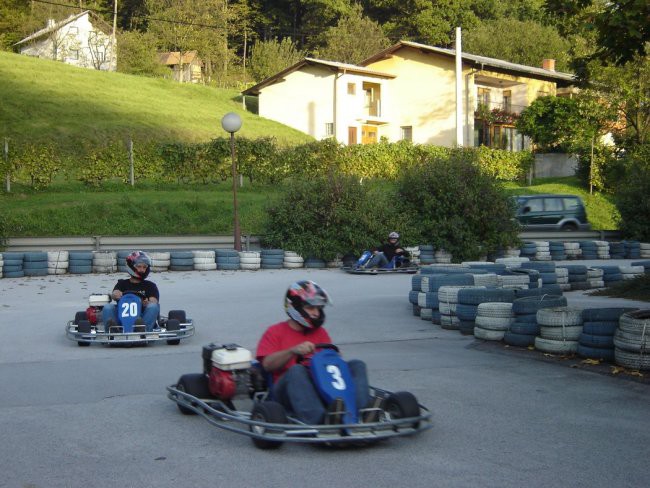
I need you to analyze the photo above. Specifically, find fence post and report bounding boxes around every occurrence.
[129,138,134,186]
[4,138,9,193]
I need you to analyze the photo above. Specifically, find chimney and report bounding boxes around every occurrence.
[542,59,556,71]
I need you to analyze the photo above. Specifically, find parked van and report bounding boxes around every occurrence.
[514,194,590,231]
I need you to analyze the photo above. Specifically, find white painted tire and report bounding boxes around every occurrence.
[150,252,170,261]
[239,262,261,270]
[239,251,260,259]
[92,265,116,273]
[151,266,169,273]
[193,250,215,259]
[48,251,69,261]
[474,315,514,331]
[284,251,301,258]
[194,263,217,271]
[240,257,262,265]
[283,261,304,269]
[193,257,216,265]
[438,302,457,315]
[474,327,506,341]
[477,302,513,318]
[534,337,578,354]
[151,259,171,267]
[536,307,583,326]
[539,325,583,341]
[48,268,67,275]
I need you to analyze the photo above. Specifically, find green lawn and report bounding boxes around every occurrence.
[0,51,311,152]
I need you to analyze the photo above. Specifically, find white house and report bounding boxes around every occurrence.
[14,10,116,71]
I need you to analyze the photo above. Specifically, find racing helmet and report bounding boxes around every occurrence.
[388,231,400,240]
[285,280,331,330]
[126,251,152,280]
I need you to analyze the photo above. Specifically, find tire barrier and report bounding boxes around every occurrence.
[193,250,217,271]
[68,251,93,274]
[23,252,48,277]
[614,310,650,370]
[92,251,117,274]
[48,250,69,275]
[150,251,171,272]
[418,244,435,265]
[260,249,283,269]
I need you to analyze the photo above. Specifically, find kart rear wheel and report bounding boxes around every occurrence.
[250,401,287,450]
[77,341,90,347]
[168,310,186,323]
[383,391,421,428]
[166,318,181,345]
[176,374,212,415]
[74,311,87,324]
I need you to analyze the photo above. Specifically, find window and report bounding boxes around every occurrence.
[401,126,412,142]
[563,198,579,210]
[527,199,544,212]
[502,90,511,112]
[477,87,491,107]
[544,198,563,211]
[68,49,79,60]
[325,123,334,137]
[347,83,356,95]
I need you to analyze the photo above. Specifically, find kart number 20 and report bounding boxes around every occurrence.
[326,365,346,390]
[120,302,139,318]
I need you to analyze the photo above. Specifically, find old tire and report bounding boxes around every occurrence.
[176,374,211,415]
[383,391,420,428]
[250,401,288,450]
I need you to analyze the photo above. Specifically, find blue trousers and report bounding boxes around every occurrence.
[366,252,389,268]
[272,359,371,425]
[101,303,160,331]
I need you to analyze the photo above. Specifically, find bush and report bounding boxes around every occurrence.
[13,144,61,189]
[615,145,650,241]
[396,149,521,261]
[262,174,383,261]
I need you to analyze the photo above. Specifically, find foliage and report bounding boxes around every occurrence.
[463,18,571,71]
[78,141,129,187]
[117,30,168,77]
[262,174,381,261]
[249,38,304,82]
[395,149,521,261]
[13,144,62,189]
[315,4,390,64]
[615,144,650,240]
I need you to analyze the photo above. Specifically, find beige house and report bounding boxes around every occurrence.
[14,11,116,71]
[158,51,204,83]
[243,41,575,150]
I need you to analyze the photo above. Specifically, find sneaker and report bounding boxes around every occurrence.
[362,396,383,423]
[323,397,346,425]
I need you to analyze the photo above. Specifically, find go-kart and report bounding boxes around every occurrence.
[167,342,431,449]
[342,251,418,275]
[66,292,195,346]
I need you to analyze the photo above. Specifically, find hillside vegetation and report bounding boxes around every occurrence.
[0,51,311,153]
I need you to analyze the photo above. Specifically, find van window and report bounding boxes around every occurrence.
[545,198,563,211]
[563,198,579,210]
[526,198,544,212]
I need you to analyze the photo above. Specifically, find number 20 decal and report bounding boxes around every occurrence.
[326,365,346,390]
[120,302,138,318]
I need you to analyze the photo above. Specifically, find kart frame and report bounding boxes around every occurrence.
[66,318,195,345]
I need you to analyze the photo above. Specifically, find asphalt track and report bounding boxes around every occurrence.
[1,263,648,488]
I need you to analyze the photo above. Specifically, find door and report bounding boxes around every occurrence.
[361,125,377,144]
[348,127,357,145]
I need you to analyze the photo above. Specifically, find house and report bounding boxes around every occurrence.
[14,10,116,71]
[242,41,575,151]
[158,51,204,83]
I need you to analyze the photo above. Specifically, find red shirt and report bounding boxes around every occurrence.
[256,320,332,382]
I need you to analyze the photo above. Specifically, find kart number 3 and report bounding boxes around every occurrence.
[326,365,346,390]
[120,302,139,318]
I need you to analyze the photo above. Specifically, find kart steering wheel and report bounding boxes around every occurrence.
[296,343,340,364]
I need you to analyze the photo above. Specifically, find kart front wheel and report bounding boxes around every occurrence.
[383,391,421,428]
[166,319,181,345]
[176,374,211,415]
[250,401,287,450]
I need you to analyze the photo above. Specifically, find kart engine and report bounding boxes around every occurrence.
[86,294,111,325]
[203,343,256,401]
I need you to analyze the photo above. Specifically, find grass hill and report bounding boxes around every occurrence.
[0,51,311,152]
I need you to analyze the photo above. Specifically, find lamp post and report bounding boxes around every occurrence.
[221,112,243,251]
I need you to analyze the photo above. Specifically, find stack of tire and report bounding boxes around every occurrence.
[456,288,516,336]
[594,240,610,259]
[632,261,650,274]
[624,240,641,259]
[494,256,529,268]
[579,241,598,260]
[555,267,570,291]
[304,257,326,269]
[563,242,581,260]
[193,250,217,271]
[48,251,68,275]
[549,241,566,260]
[578,308,636,362]
[490,247,521,259]
[409,273,423,317]
[514,284,563,299]
[519,242,537,260]
[405,246,420,265]
[592,265,623,287]
[215,249,240,270]
[260,249,283,269]
[23,252,48,277]
[418,245,435,265]
[511,295,567,350]
[565,264,589,290]
[535,306,583,354]
[93,251,117,274]
[496,271,531,290]
[2,252,24,278]
[150,251,171,272]
[438,285,483,331]
[239,251,261,270]
[282,251,304,269]
[475,302,515,342]
[609,241,625,259]
[434,249,452,264]
[68,251,93,274]
[169,251,194,271]
[418,272,475,325]
[614,309,650,370]
[619,265,644,280]
[326,256,343,268]
[520,261,556,286]
[116,250,131,272]
[532,241,551,261]
[641,243,650,258]
[0,252,3,278]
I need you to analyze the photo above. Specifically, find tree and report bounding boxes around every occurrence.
[249,37,303,82]
[117,30,167,76]
[544,0,649,65]
[315,3,389,63]
[463,18,571,71]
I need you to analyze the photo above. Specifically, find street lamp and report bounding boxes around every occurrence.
[221,112,243,251]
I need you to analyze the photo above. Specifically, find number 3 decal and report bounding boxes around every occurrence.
[120,302,138,318]
[326,365,346,390]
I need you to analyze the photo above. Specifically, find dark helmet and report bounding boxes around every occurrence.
[285,280,331,329]
[126,251,152,280]
[388,231,400,240]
